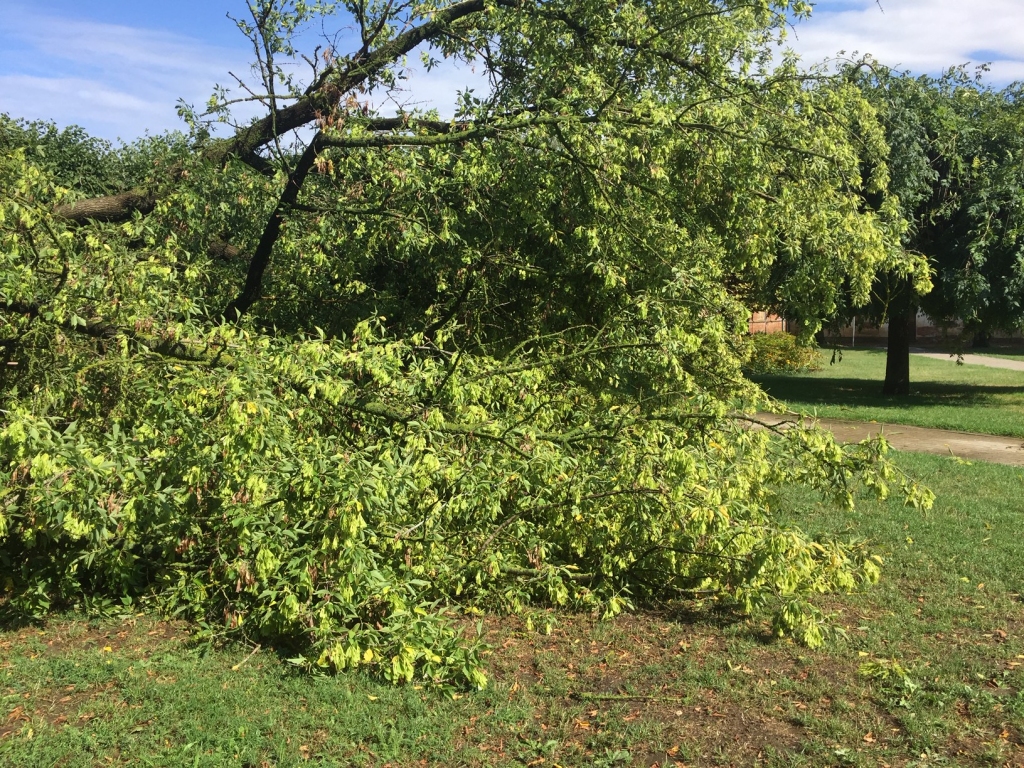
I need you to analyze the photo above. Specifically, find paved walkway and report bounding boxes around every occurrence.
[911,349,1024,372]
[754,413,1024,467]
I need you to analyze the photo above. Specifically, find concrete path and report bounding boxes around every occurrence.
[911,349,1024,372]
[755,413,1024,467]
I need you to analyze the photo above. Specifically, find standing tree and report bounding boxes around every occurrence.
[844,64,1024,395]
[0,1,931,686]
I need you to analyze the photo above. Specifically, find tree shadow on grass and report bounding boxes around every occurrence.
[0,597,44,633]
[657,601,799,646]
[659,600,749,631]
[754,375,1024,410]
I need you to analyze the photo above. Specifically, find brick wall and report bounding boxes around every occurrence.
[749,311,788,334]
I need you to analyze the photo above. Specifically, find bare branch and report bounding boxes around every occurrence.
[210,0,493,165]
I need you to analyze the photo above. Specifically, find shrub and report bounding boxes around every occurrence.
[745,332,823,375]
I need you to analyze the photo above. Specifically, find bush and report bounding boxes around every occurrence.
[745,332,823,375]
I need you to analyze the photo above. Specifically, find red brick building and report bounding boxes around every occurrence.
[748,311,788,334]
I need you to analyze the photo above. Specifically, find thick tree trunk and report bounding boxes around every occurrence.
[54,191,157,224]
[883,305,915,396]
[972,330,991,348]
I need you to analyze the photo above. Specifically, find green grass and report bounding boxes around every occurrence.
[755,348,1024,437]
[2,453,1023,766]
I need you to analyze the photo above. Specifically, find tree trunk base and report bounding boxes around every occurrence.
[883,308,915,396]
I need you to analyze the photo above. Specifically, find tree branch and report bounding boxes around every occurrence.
[222,133,324,320]
[209,0,492,165]
[0,300,207,361]
[54,0,496,224]
[54,191,157,224]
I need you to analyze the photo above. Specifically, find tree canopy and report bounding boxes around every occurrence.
[834,63,1024,394]
[0,0,932,688]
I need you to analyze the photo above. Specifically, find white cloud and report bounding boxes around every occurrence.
[0,4,485,140]
[0,75,162,135]
[8,0,1019,142]
[0,5,250,140]
[367,58,493,116]
[787,0,1024,83]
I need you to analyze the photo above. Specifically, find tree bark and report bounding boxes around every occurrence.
[208,240,245,263]
[54,191,157,224]
[51,0,493,225]
[222,135,322,320]
[883,302,915,396]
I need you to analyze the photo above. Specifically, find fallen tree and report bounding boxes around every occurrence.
[0,0,932,688]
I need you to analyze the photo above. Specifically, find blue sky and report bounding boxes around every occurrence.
[790,0,1024,81]
[0,1,252,140]
[3,1,1024,141]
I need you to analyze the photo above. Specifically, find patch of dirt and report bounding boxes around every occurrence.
[1,618,187,679]
[473,612,820,765]
[1,616,188,742]
[0,708,29,740]
[23,617,187,657]
[479,612,713,689]
[638,694,805,764]
[756,412,1024,467]
[946,727,1024,767]
[2,680,122,740]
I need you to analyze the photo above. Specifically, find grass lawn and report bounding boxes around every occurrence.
[2,453,1023,766]
[754,348,1024,438]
